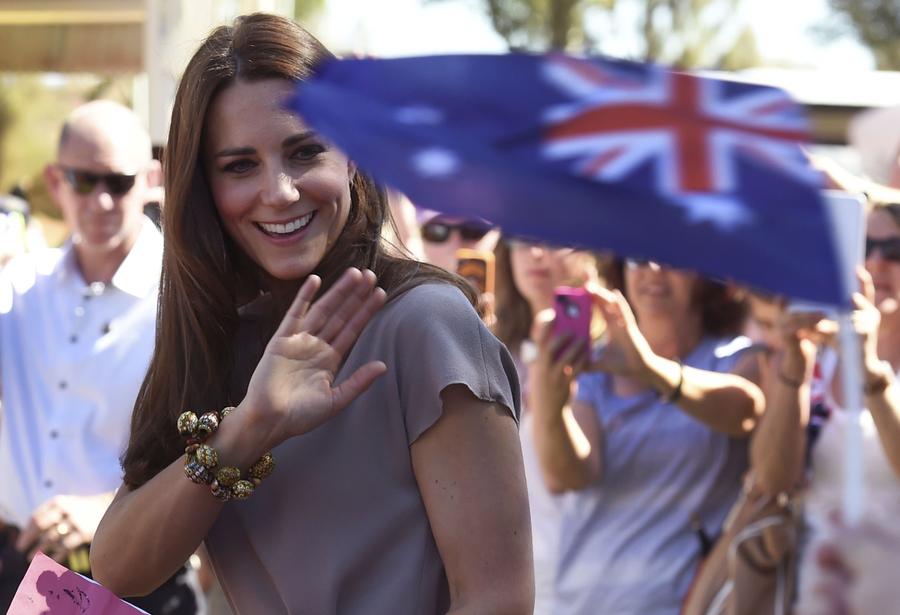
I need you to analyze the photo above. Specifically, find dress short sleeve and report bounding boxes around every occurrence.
[386,283,521,445]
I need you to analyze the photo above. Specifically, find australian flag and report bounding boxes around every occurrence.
[288,53,847,307]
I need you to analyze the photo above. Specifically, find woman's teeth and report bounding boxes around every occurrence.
[258,212,314,236]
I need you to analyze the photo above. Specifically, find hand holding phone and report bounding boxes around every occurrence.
[552,286,592,358]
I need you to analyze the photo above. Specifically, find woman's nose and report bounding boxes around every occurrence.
[261,170,300,208]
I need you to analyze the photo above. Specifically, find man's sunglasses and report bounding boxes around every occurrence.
[421,220,492,244]
[61,167,138,196]
[865,237,900,262]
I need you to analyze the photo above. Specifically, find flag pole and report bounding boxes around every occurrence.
[839,311,864,525]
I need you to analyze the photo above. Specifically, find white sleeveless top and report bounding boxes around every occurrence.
[804,348,900,532]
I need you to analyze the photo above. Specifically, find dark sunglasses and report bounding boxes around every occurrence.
[421,220,492,244]
[61,167,137,196]
[865,237,900,262]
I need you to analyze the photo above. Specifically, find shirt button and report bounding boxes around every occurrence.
[44,479,53,489]
[69,334,78,343]
[58,381,68,390]
[49,430,59,439]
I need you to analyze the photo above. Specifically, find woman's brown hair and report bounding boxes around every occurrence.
[602,260,747,338]
[122,13,472,488]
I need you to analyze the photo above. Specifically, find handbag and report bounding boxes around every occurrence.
[681,472,800,615]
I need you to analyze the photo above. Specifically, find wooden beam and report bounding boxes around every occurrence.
[0,0,144,25]
[0,23,142,72]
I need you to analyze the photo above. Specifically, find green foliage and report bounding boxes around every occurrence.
[434,0,758,68]
[294,0,326,22]
[819,0,900,69]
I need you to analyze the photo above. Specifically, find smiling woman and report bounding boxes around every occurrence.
[204,80,352,282]
[88,12,533,615]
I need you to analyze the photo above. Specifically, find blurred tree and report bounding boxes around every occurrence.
[295,0,326,22]
[432,0,759,69]
[817,0,900,69]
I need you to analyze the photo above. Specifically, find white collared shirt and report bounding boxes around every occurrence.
[0,218,162,527]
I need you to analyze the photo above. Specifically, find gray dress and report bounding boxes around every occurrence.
[204,283,520,615]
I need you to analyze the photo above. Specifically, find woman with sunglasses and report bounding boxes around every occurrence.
[89,14,532,614]
[529,258,763,615]
[748,189,900,613]
[417,208,500,273]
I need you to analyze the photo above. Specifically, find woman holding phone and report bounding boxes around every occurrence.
[529,258,763,615]
[89,13,532,614]
[492,237,600,615]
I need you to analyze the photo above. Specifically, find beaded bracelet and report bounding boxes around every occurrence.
[177,408,275,501]
[663,360,684,403]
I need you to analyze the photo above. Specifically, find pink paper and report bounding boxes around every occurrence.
[7,552,148,614]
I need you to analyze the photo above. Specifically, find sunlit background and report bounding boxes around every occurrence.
[0,0,897,243]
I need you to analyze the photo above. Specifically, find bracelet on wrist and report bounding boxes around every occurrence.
[864,361,894,397]
[663,360,684,403]
[776,370,805,389]
[177,408,275,501]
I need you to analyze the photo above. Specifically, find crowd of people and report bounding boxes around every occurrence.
[2,11,900,615]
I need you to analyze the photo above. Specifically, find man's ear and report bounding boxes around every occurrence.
[144,159,165,207]
[43,164,64,214]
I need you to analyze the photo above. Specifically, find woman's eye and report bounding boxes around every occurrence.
[292,144,326,161]
[223,159,255,174]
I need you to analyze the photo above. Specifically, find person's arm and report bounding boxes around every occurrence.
[411,384,533,615]
[91,269,387,596]
[832,271,900,480]
[864,369,900,479]
[589,286,764,437]
[749,312,823,495]
[528,311,602,493]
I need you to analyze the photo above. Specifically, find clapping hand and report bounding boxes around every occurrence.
[15,493,113,563]
[244,268,387,448]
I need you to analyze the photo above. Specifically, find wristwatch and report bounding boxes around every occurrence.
[864,360,894,396]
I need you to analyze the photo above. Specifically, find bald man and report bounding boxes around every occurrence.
[0,102,199,612]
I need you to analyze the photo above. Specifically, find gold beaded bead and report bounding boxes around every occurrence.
[216,466,241,487]
[177,412,199,437]
[184,456,211,485]
[231,480,255,500]
[197,412,220,438]
[195,444,218,468]
[220,406,236,420]
[185,443,199,454]
[249,452,275,480]
[210,480,231,501]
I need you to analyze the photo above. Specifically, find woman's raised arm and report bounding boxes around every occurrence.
[90,268,386,596]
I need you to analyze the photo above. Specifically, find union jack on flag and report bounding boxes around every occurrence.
[290,53,849,306]
[540,55,819,195]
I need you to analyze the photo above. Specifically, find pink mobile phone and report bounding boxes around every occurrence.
[552,287,592,353]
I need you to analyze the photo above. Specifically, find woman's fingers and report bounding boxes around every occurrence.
[301,268,365,336]
[532,309,555,348]
[275,274,322,338]
[317,269,377,344]
[548,332,573,361]
[857,265,875,304]
[559,338,588,367]
[331,361,388,412]
[331,286,387,357]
